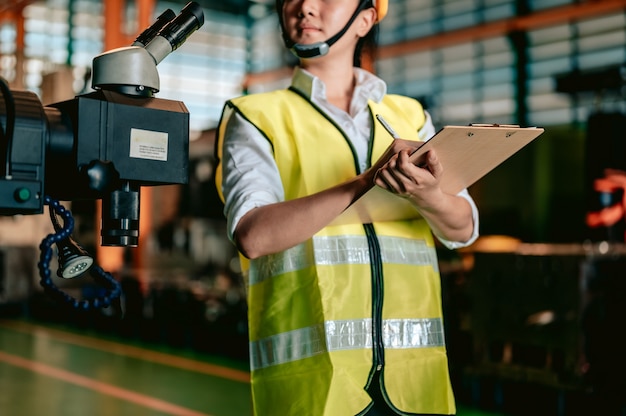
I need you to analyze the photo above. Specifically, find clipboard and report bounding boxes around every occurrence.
[331,124,544,225]
[409,124,544,194]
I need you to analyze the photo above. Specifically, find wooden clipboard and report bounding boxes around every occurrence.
[331,124,544,225]
[409,124,544,195]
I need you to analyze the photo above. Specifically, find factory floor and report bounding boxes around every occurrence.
[0,318,510,416]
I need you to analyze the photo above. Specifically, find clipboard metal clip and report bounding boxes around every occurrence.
[469,123,521,128]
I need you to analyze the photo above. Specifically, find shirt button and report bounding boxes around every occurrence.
[360,162,367,172]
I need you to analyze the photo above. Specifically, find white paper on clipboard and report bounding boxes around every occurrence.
[331,124,545,225]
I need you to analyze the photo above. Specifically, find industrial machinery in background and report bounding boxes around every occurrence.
[0,2,204,310]
[451,64,626,415]
[556,64,626,243]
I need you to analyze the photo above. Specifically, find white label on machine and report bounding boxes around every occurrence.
[129,128,168,161]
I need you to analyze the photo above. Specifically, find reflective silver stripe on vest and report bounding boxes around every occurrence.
[250,318,444,371]
[248,235,437,286]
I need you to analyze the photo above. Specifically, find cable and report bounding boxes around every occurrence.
[38,196,122,310]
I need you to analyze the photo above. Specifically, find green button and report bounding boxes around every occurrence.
[14,187,31,202]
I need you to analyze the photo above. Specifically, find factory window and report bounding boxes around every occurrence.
[156,4,248,131]
[1,0,625,131]
[376,0,626,129]
[1,0,250,132]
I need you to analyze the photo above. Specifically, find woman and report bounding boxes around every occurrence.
[215,0,479,414]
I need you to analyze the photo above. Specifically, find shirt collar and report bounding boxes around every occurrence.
[290,66,387,105]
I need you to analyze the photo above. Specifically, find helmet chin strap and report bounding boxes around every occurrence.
[283,0,372,59]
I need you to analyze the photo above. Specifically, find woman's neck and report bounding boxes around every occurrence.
[302,59,356,113]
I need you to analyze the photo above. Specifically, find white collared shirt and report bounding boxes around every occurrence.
[220,67,479,249]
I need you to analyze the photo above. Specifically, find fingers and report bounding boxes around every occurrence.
[374,155,400,190]
[425,150,443,179]
[374,149,442,197]
[375,151,417,195]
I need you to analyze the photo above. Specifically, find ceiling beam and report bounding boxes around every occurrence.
[0,0,34,15]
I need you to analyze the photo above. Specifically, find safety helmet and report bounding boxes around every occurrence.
[373,0,388,22]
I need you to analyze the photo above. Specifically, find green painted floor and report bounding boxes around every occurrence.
[0,319,506,416]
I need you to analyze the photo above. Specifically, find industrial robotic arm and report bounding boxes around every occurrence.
[0,2,204,310]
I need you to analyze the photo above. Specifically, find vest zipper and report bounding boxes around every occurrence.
[364,223,385,369]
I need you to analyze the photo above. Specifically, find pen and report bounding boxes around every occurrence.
[377,113,429,168]
[375,114,400,139]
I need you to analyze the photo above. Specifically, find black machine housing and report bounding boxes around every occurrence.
[0,2,203,247]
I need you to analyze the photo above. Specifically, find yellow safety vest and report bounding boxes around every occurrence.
[216,88,455,415]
